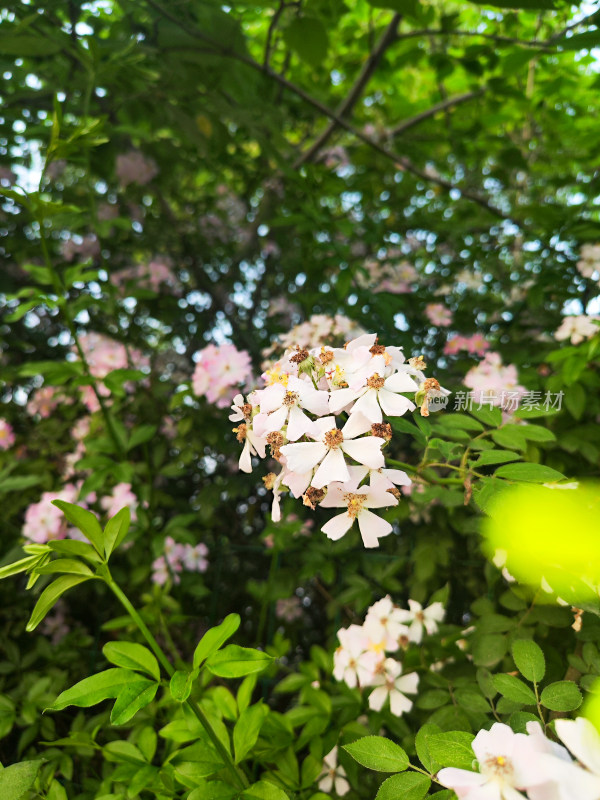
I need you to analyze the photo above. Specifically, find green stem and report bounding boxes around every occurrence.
[106,578,249,790]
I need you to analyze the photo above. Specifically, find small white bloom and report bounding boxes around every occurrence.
[318,746,350,796]
[367,658,419,716]
[394,599,445,644]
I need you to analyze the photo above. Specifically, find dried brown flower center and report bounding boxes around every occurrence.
[262,472,276,490]
[303,486,326,509]
[290,347,310,364]
[369,344,387,355]
[484,755,512,778]
[408,355,427,371]
[234,423,247,442]
[324,428,344,448]
[344,492,367,519]
[387,487,401,500]
[319,348,334,364]
[266,432,284,460]
[371,422,392,441]
[423,377,440,392]
[367,373,385,389]
[283,390,299,407]
[241,403,253,419]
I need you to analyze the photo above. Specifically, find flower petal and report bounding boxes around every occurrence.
[351,388,383,423]
[280,442,326,475]
[286,405,315,441]
[384,371,419,393]
[378,388,416,417]
[312,447,350,489]
[357,509,392,548]
[341,437,385,469]
[322,512,354,541]
[329,387,361,415]
[368,686,388,712]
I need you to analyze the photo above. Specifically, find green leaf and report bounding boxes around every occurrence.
[495,463,566,483]
[471,634,507,667]
[0,760,44,800]
[206,645,273,678]
[194,615,241,668]
[428,732,475,770]
[48,668,136,711]
[36,559,94,576]
[127,425,158,450]
[512,640,545,683]
[467,0,555,7]
[103,507,131,559]
[376,772,431,800]
[492,674,536,705]
[0,555,42,581]
[283,17,329,67]
[540,681,583,712]
[234,702,268,763]
[110,680,159,725]
[170,670,196,703]
[469,407,502,427]
[103,642,161,681]
[242,781,289,800]
[415,723,442,772]
[0,475,43,493]
[343,736,409,772]
[0,35,63,56]
[189,782,239,800]
[474,450,521,466]
[52,500,104,554]
[49,540,102,563]
[26,575,91,631]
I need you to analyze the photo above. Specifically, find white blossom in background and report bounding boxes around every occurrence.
[367,658,419,716]
[394,599,445,644]
[230,331,445,547]
[318,747,350,796]
[577,243,600,281]
[554,315,599,346]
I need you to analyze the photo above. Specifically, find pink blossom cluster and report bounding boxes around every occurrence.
[22,483,90,543]
[116,150,158,187]
[62,418,90,478]
[320,146,350,169]
[555,315,599,345]
[275,596,303,622]
[60,234,100,263]
[100,483,138,521]
[444,333,490,356]
[111,258,180,295]
[577,243,600,282]
[26,386,65,418]
[425,302,453,327]
[358,258,418,294]
[230,333,449,548]
[151,536,209,586]
[262,314,365,360]
[463,352,526,411]
[438,718,600,800]
[77,332,135,378]
[0,419,15,450]
[333,596,444,716]
[192,344,253,409]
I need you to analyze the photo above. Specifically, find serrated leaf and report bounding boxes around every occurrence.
[492,674,536,705]
[0,760,44,800]
[540,681,582,712]
[428,732,476,770]
[376,771,431,800]
[343,736,409,772]
[194,614,241,668]
[512,640,545,683]
[103,642,160,681]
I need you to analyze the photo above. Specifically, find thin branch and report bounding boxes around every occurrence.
[263,0,287,68]
[143,0,507,219]
[293,13,402,168]
[390,89,485,137]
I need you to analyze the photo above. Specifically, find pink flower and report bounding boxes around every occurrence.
[22,483,81,544]
[116,151,158,187]
[0,420,15,450]
[464,352,526,411]
[275,596,303,622]
[26,386,62,418]
[100,483,138,521]
[425,303,453,327]
[60,234,100,263]
[192,344,253,409]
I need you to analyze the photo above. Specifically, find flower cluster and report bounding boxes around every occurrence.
[261,314,364,360]
[231,333,447,547]
[444,333,490,357]
[192,344,253,409]
[358,256,418,295]
[111,258,180,295]
[22,483,90,543]
[26,385,64,418]
[463,352,526,411]
[115,150,158,187]
[76,333,148,412]
[438,718,600,800]
[152,536,209,586]
[0,419,15,450]
[100,482,138,521]
[425,302,453,327]
[555,315,599,345]
[333,596,444,716]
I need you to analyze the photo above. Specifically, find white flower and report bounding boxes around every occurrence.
[367,658,419,716]
[555,315,600,345]
[253,376,329,441]
[319,466,398,548]
[233,420,267,474]
[333,625,380,688]
[279,412,386,491]
[394,599,445,644]
[318,747,350,796]
[365,596,410,646]
[329,367,417,423]
[555,717,600,779]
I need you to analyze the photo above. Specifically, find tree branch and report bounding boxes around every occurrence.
[144,0,508,219]
[293,13,402,168]
[390,89,486,137]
